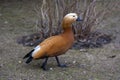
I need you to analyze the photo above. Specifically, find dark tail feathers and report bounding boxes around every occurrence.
[23,49,34,64]
[26,56,33,64]
[23,49,34,59]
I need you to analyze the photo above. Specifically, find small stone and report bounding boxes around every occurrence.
[4,21,8,24]
[65,61,67,63]
[50,68,53,70]
[79,39,87,42]
[83,71,86,74]
[80,49,87,52]
[73,60,76,64]
[18,61,22,63]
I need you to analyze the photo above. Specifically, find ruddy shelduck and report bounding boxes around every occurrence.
[23,13,82,70]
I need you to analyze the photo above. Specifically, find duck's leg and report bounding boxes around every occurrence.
[55,56,67,68]
[41,57,48,70]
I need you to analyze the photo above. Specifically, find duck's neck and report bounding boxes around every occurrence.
[61,21,74,40]
[63,26,73,34]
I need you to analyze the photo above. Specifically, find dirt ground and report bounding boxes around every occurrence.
[0,1,120,80]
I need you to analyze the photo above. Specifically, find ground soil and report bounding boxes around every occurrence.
[0,1,120,80]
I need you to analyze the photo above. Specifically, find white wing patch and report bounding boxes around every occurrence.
[32,45,41,57]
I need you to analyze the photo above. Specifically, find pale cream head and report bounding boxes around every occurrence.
[62,13,82,29]
[63,13,78,23]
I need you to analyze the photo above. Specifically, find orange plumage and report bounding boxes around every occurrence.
[33,27,74,58]
[23,13,82,70]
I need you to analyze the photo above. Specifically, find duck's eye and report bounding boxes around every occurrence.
[73,16,75,17]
